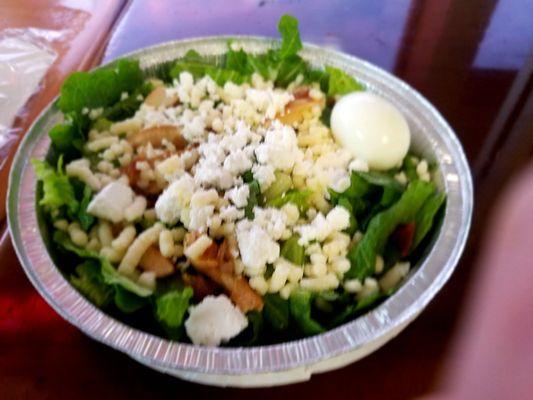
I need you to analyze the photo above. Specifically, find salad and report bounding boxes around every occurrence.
[33,15,445,347]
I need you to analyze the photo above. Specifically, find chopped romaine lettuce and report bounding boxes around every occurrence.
[114,286,149,313]
[32,157,79,216]
[289,289,325,335]
[48,113,87,161]
[244,179,262,219]
[411,191,446,251]
[263,171,292,202]
[346,180,436,280]
[264,294,290,331]
[59,59,143,116]
[277,14,303,58]
[325,65,365,96]
[53,231,153,297]
[267,188,312,213]
[70,260,113,307]
[155,287,193,339]
[280,235,305,265]
[402,155,419,182]
[77,184,95,231]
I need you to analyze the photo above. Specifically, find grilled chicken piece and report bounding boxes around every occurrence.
[182,272,221,301]
[128,125,187,150]
[184,233,264,312]
[139,246,174,277]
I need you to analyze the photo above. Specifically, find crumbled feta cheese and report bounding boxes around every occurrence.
[182,114,206,142]
[236,220,280,275]
[268,258,292,293]
[245,87,293,119]
[87,181,135,223]
[255,122,302,172]
[185,295,248,346]
[252,164,276,191]
[223,149,253,175]
[225,184,250,208]
[328,170,351,192]
[295,206,350,245]
[326,206,350,231]
[188,205,215,232]
[155,174,195,224]
[252,207,289,241]
[156,154,185,182]
[219,205,245,222]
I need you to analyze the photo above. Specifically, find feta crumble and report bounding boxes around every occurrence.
[185,295,248,346]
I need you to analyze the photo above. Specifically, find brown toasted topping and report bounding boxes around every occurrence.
[128,125,187,150]
[182,273,221,301]
[185,234,264,312]
[138,246,175,277]
[292,86,310,99]
[278,90,325,125]
[144,86,167,108]
[122,154,163,196]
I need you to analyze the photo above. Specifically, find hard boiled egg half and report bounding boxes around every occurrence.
[330,92,410,170]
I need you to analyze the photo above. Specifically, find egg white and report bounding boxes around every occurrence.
[330,92,410,170]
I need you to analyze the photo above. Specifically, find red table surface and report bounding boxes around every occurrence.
[1,1,532,399]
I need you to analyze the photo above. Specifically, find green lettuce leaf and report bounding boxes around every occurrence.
[280,235,305,265]
[278,14,303,58]
[356,171,404,190]
[243,311,264,345]
[32,158,79,216]
[346,180,436,280]
[77,184,94,231]
[100,261,153,297]
[100,82,152,122]
[244,179,262,219]
[263,171,293,202]
[48,113,87,161]
[402,155,419,182]
[289,289,325,336]
[70,260,113,307]
[114,286,149,313]
[411,191,446,251]
[230,311,264,346]
[53,231,153,297]
[331,291,387,327]
[155,287,193,339]
[267,188,312,213]
[325,65,365,96]
[58,59,143,116]
[225,48,253,74]
[170,50,248,86]
[329,172,372,204]
[263,294,290,331]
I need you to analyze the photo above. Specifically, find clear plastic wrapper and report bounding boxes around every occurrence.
[0,29,57,140]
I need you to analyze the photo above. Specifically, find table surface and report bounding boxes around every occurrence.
[1,1,532,399]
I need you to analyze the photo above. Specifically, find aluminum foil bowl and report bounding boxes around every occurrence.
[7,37,473,387]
